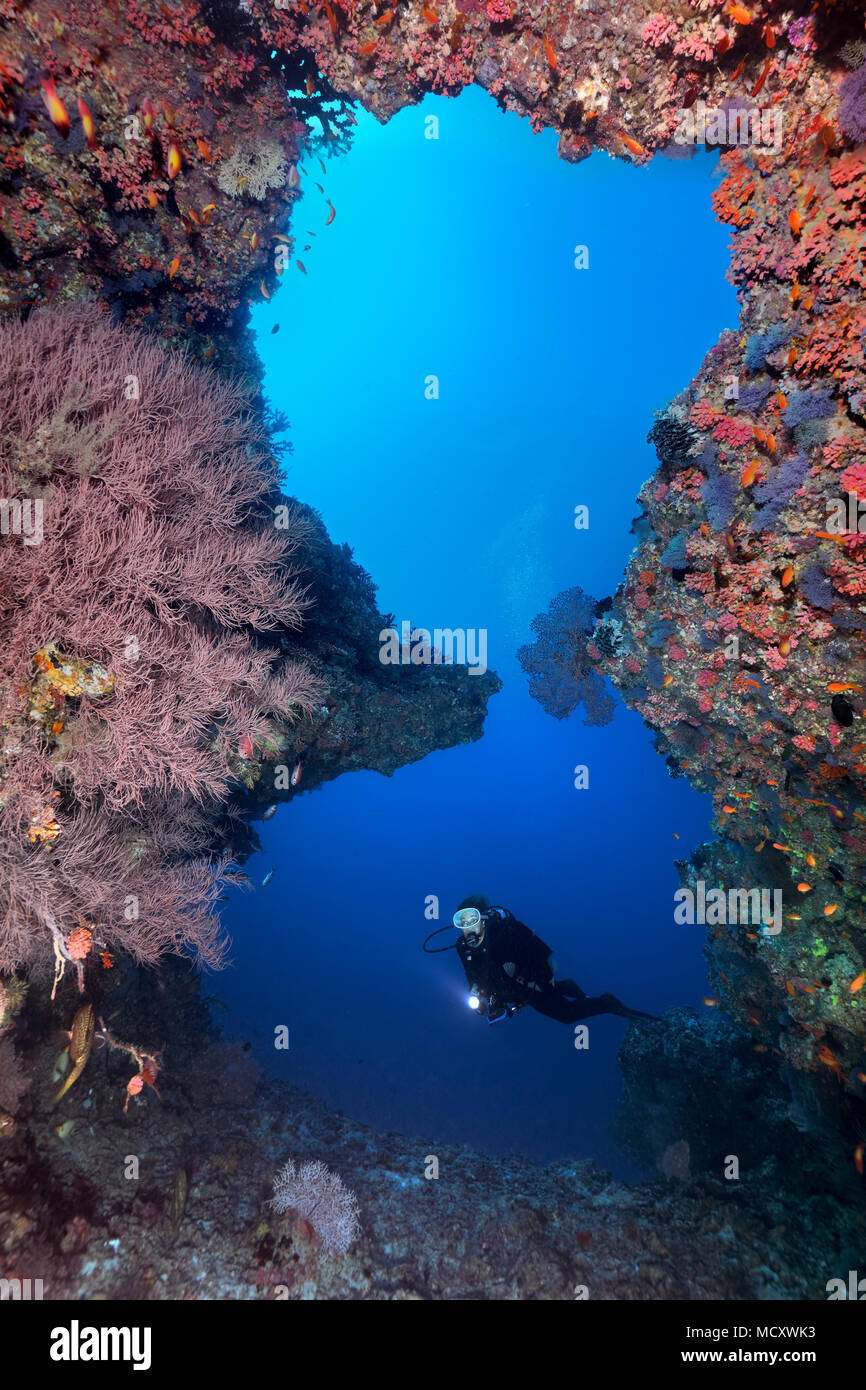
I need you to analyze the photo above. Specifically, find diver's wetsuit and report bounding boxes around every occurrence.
[456,906,657,1025]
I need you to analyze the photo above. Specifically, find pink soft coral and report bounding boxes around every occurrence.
[713,417,755,447]
[642,13,678,47]
[840,458,866,500]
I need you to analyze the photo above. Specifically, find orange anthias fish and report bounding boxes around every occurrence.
[76,95,96,149]
[828,683,863,694]
[856,1143,865,1176]
[196,138,212,161]
[789,208,802,237]
[850,972,866,993]
[422,4,438,20]
[544,36,557,70]
[781,565,794,587]
[741,458,759,487]
[167,143,181,179]
[620,132,645,158]
[359,40,377,54]
[751,58,771,98]
[305,74,315,96]
[168,255,179,279]
[818,1044,842,1073]
[726,4,752,23]
[41,77,70,138]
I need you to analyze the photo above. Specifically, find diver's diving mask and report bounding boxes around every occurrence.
[453,907,485,944]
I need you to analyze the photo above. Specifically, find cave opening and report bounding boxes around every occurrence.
[215,85,741,1172]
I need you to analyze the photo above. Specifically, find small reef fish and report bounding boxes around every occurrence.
[76,96,97,149]
[850,972,866,993]
[41,77,70,138]
[726,3,752,22]
[818,1044,842,1073]
[544,36,557,70]
[325,201,336,225]
[856,1143,865,1175]
[827,683,863,694]
[271,323,280,334]
[619,131,645,158]
[296,260,307,274]
[56,1120,76,1139]
[832,695,854,727]
[196,139,212,161]
[263,804,277,820]
[751,58,771,98]
[168,256,179,278]
[291,760,303,787]
[262,870,275,887]
[359,40,377,54]
[781,566,794,587]
[824,904,838,916]
[789,208,801,237]
[238,733,253,759]
[167,143,181,179]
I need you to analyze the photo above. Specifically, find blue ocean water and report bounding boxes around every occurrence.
[215,86,738,1171]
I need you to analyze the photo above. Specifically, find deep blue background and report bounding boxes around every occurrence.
[213,87,738,1173]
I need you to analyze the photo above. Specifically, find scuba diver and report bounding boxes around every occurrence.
[423,897,659,1027]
